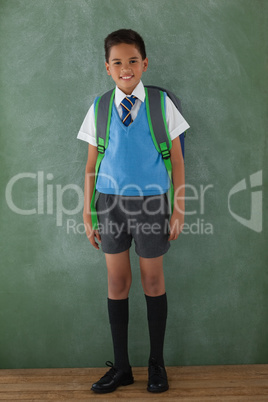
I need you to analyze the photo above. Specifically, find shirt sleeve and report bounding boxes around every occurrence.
[165,96,190,141]
[77,103,97,147]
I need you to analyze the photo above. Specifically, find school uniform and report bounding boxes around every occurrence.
[77,81,190,258]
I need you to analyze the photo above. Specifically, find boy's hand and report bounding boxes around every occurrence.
[168,213,184,241]
[83,215,102,250]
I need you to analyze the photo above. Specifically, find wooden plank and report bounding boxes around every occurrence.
[0,378,267,391]
[0,365,267,401]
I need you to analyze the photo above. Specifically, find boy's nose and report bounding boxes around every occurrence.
[121,64,131,72]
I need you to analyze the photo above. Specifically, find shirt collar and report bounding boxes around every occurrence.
[115,80,145,107]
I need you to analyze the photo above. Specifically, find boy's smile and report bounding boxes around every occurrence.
[105,43,148,95]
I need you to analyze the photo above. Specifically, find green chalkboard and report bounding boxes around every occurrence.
[0,0,267,369]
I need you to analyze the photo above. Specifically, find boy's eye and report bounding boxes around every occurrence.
[112,60,137,66]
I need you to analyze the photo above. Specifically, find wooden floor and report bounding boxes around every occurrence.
[0,364,267,401]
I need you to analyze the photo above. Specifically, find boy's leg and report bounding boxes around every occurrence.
[105,250,132,300]
[139,255,167,367]
[105,250,132,372]
[139,255,165,297]
[140,255,169,393]
[91,250,133,393]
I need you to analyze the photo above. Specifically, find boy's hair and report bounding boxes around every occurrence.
[104,29,147,62]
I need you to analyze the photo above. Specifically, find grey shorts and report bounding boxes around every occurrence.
[96,192,171,258]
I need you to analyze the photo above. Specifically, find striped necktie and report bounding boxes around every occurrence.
[120,96,136,126]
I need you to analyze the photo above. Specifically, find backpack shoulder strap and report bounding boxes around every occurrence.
[144,86,172,159]
[90,88,114,230]
[144,85,174,214]
[145,85,185,159]
[95,88,115,153]
[145,85,187,215]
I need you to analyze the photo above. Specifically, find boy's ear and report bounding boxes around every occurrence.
[105,62,111,76]
[143,58,149,72]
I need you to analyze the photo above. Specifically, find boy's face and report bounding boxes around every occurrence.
[105,43,148,95]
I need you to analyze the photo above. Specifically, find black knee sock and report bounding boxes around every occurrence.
[145,293,168,367]
[107,297,130,372]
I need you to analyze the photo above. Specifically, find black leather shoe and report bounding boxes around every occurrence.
[147,357,169,393]
[91,361,134,393]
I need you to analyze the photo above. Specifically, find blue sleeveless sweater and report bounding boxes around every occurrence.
[95,95,170,196]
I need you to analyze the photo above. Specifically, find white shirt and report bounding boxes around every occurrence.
[77,81,190,146]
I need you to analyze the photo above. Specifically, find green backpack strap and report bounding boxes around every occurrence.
[144,86,174,215]
[90,89,115,230]
[145,84,186,159]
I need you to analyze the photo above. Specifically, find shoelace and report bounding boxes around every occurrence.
[149,360,165,379]
[101,360,118,380]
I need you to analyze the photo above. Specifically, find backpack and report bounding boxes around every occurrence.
[90,85,187,230]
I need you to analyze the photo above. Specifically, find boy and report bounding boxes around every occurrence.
[77,29,190,393]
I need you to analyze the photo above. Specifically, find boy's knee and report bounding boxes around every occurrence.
[108,275,131,296]
[142,275,164,296]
